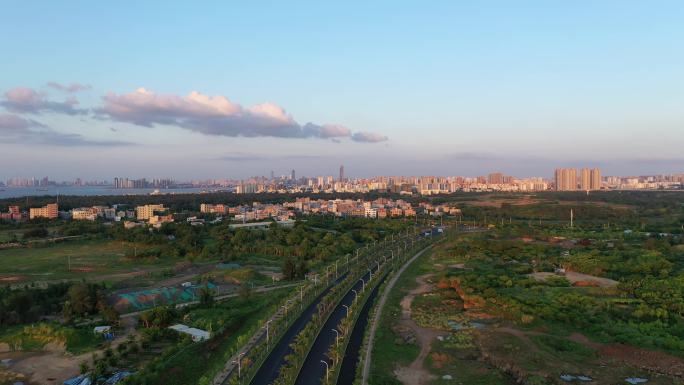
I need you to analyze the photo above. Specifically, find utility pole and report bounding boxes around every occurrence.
[570,209,574,228]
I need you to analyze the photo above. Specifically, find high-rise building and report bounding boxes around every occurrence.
[590,168,601,190]
[488,172,504,184]
[580,168,591,191]
[291,169,296,181]
[554,168,577,191]
[339,165,345,182]
[577,168,602,191]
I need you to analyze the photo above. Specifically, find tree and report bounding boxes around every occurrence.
[199,285,215,307]
[67,284,93,315]
[283,258,296,280]
[238,283,253,300]
[100,305,120,327]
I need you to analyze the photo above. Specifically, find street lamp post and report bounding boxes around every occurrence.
[351,289,358,304]
[321,360,330,382]
[359,278,366,292]
[300,285,304,309]
[342,304,350,318]
[332,328,340,347]
[265,320,272,347]
[233,352,245,379]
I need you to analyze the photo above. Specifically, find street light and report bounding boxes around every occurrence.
[321,360,330,382]
[359,278,366,292]
[368,268,373,281]
[351,289,358,304]
[233,352,245,378]
[300,285,304,309]
[342,304,350,318]
[264,320,272,347]
[332,328,340,347]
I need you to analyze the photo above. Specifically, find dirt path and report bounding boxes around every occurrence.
[394,274,445,385]
[362,246,432,385]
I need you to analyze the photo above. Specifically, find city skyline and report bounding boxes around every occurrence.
[2,2,684,178]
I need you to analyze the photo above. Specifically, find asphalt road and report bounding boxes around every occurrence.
[293,266,378,385]
[249,273,348,385]
[336,273,386,385]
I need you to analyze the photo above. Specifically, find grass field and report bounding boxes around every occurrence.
[0,239,178,284]
[0,226,62,243]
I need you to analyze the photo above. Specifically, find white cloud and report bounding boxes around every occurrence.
[98,88,387,142]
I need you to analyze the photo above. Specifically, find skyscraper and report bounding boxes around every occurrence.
[339,165,345,182]
[554,168,577,191]
[580,168,591,191]
[291,169,296,181]
[590,168,601,190]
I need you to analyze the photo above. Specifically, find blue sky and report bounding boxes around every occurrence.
[0,1,682,179]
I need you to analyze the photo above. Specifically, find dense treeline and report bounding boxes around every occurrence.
[0,283,72,326]
[0,282,119,327]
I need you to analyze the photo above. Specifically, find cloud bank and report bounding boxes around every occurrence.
[99,88,387,142]
[1,87,86,115]
[0,113,129,146]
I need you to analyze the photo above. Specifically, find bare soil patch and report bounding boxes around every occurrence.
[0,275,25,282]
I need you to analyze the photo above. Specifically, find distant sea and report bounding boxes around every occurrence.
[0,186,226,199]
